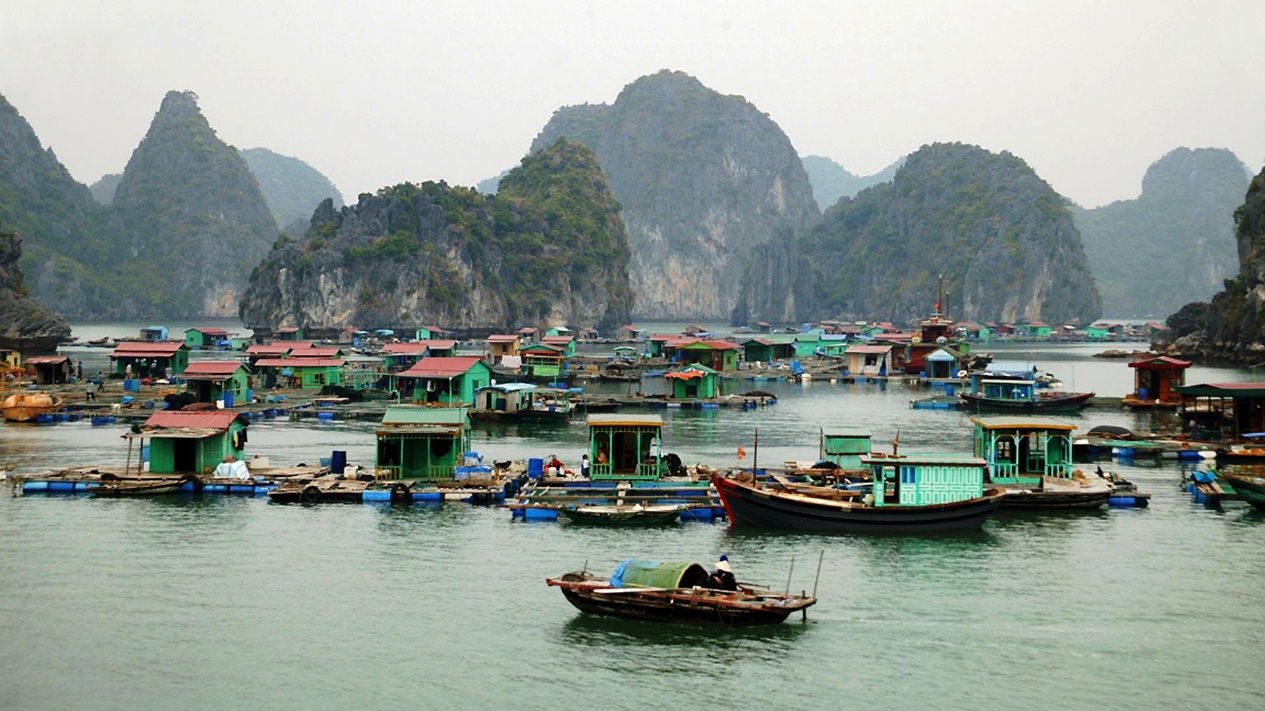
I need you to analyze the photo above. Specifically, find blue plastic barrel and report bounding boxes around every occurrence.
[362,489,391,502]
[330,451,347,474]
[945,383,955,396]
[317,412,335,421]
[223,391,233,408]
[22,481,49,493]
[527,458,544,478]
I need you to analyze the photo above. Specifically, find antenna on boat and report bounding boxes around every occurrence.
[785,555,795,595]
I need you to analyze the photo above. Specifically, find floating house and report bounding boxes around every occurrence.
[1125,356,1190,408]
[399,356,492,405]
[614,325,643,341]
[183,327,231,349]
[971,417,1075,485]
[520,343,566,379]
[486,334,521,363]
[740,337,796,364]
[861,453,987,506]
[244,343,291,369]
[516,326,539,343]
[1017,322,1052,339]
[923,346,968,379]
[472,383,570,421]
[414,325,452,341]
[545,326,573,338]
[821,429,872,470]
[124,410,249,475]
[139,326,168,342]
[381,341,457,372]
[373,406,471,481]
[664,339,740,371]
[613,345,639,361]
[541,335,577,358]
[275,326,304,341]
[1173,383,1265,440]
[845,343,893,377]
[181,361,251,406]
[588,414,666,481]
[252,358,344,389]
[110,341,189,378]
[664,364,720,399]
[1,348,20,369]
[23,355,72,385]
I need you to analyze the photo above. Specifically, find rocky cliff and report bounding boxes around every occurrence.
[735,143,1102,325]
[1155,165,1265,362]
[1076,147,1249,318]
[240,139,633,337]
[801,155,903,211]
[528,70,818,320]
[241,148,344,234]
[0,225,72,353]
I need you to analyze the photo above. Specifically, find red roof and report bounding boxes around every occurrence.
[182,361,246,378]
[1129,356,1191,369]
[847,344,894,354]
[541,335,574,345]
[253,358,345,368]
[517,327,538,334]
[277,327,301,333]
[401,356,484,378]
[111,342,185,357]
[23,355,70,365]
[664,369,707,380]
[290,347,342,358]
[142,410,242,430]
[246,344,291,356]
[487,334,519,343]
[189,327,228,336]
[383,341,457,354]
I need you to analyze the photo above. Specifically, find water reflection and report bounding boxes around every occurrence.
[558,612,812,654]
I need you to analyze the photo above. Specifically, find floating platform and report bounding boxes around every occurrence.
[14,464,328,497]
[505,477,726,522]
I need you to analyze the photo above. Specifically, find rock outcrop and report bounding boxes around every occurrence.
[1077,147,1249,318]
[1156,165,1265,362]
[528,70,819,320]
[240,139,633,337]
[240,148,344,234]
[0,225,72,353]
[734,143,1102,326]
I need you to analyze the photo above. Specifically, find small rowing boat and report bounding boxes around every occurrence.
[557,503,685,526]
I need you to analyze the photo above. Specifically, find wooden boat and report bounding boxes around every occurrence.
[994,474,1114,509]
[2,392,65,422]
[87,337,111,347]
[713,453,1005,535]
[546,560,816,626]
[1221,473,1265,509]
[960,389,1094,413]
[91,476,191,497]
[557,503,684,526]
[1214,446,1265,464]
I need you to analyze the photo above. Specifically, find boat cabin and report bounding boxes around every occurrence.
[110,341,189,378]
[861,453,987,506]
[664,364,720,399]
[971,417,1076,486]
[1127,356,1190,405]
[23,355,72,385]
[125,410,248,475]
[822,429,872,470]
[399,356,492,405]
[587,414,666,481]
[1172,382,1265,440]
[374,406,471,481]
[608,559,710,589]
[474,383,539,417]
[181,361,251,406]
[973,378,1037,401]
[613,345,639,361]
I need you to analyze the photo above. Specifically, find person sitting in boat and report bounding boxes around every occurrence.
[708,555,737,591]
[213,455,250,480]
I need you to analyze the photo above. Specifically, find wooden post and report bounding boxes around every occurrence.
[126,436,134,476]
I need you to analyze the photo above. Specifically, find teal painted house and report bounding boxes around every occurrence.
[110,341,190,378]
[374,406,471,481]
[861,453,987,506]
[400,356,492,405]
[184,327,231,349]
[971,417,1076,486]
[521,343,565,378]
[541,335,576,358]
[414,325,452,341]
[181,361,251,406]
[126,410,248,475]
[588,414,666,481]
[252,358,345,389]
[664,364,720,399]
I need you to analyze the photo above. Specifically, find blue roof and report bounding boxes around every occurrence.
[476,383,537,393]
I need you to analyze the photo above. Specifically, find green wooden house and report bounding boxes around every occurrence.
[126,410,248,475]
[588,414,666,481]
[1086,323,1110,339]
[971,417,1076,486]
[374,406,471,481]
[184,327,231,349]
[822,429,872,470]
[399,356,492,405]
[545,326,572,338]
[521,343,566,378]
[672,340,740,371]
[414,325,451,341]
[860,453,987,506]
[541,335,576,358]
[740,336,796,364]
[181,361,251,406]
[109,341,190,378]
[792,332,823,358]
[252,358,345,389]
[275,326,304,341]
[664,364,720,399]
[1018,322,1053,338]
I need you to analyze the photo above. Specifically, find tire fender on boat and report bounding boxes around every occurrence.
[182,474,204,493]
[389,482,411,503]
[301,485,322,504]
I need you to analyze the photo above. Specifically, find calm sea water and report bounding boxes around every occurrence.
[3,333,1264,709]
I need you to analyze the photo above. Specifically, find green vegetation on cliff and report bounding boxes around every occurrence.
[241,147,344,233]
[241,139,633,333]
[1077,148,1249,318]
[736,142,1101,325]
[800,155,903,211]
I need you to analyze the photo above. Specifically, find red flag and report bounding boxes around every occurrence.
[737,446,746,460]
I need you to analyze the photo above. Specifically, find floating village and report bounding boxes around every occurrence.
[7,303,1265,624]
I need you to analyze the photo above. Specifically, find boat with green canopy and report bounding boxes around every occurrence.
[546,559,816,625]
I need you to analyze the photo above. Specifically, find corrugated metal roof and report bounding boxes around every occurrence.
[23,355,70,365]
[401,357,483,377]
[290,347,342,358]
[969,416,1077,432]
[1129,356,1191,369]
[846,344,893,354]
[142,410,243,430]
[1175,382,1265,397]
[380,406,469,426]
[252,358,345,368]
[862,454,986,466]
[246,344,291,356]
[487,334,519,343]
[187,327,228,336]
[587,414,663,428]
[111,342,185,356]
[182,361,246,377]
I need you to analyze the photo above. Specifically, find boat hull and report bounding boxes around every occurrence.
[995,487,1112,509]
[713,476,1002,534]
[548,577,814,626]
[92,477,189,497]
[960,392,1093,413]
[1223,473,1265,509]
[557,504,683,526]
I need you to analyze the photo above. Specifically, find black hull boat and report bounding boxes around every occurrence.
[960,391,1094,413]
[712,475,1003,535]
[546,568,815,626]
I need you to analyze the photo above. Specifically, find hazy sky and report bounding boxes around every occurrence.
[3,0,1262,208]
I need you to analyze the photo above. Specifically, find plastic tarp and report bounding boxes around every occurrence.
[609,559,709,589]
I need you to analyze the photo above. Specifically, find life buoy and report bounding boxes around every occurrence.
[389,482,411,503]
[301,485,322,504]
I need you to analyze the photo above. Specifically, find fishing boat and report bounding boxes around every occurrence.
[557,503,685,526]
[1,392,65,422]
[713,452,1005,534]
[471,383,572,422]
[959,377,1094,413]
[91,476,192,497]
[546,559,816,625]
[1221,473,1265,509]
